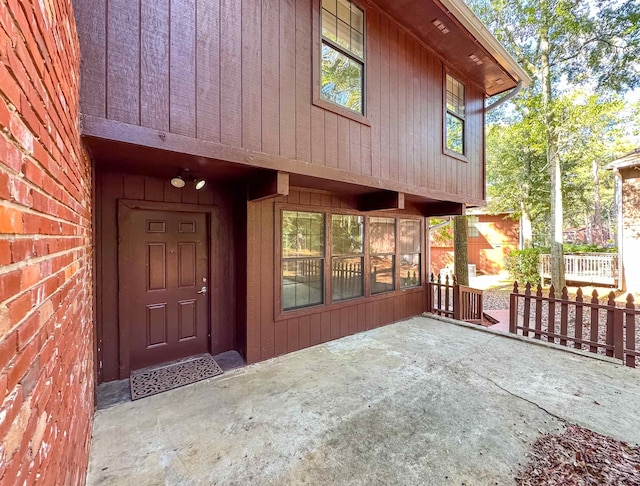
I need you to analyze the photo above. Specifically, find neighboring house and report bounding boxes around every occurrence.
[607,148,640,292]
[429,211,521,276]
[0,0,529,483]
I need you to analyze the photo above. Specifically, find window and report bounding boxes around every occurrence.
[399,220,421,288]
[467,216,479,238]
[282,211,325,311]
[445,74,465,155]
[369,217,395,294]
[320,0,364,114]
[331,214,364,301]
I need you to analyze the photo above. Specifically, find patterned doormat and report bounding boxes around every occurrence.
[130,354,223,400]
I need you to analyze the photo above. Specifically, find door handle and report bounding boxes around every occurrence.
[197,286,208,295]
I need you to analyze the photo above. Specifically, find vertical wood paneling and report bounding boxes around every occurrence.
[246,201,261,361]
[324,112,338,168]
[279,0,297,158]
[106,0,140,124]
[220,0,242,145]
[76,0,106,117]
[349,121,361,174]
[260,200,275,359]
[379,16,390,180]
[388,23,398,182]
[337,116,350,170]
[398,30,406,185]
[311,107,326,165]
[295,0,311,162]
[140,0,170,131]
[310,313,322,346]
[170,0,197,136]
[299,315,311,349]
[196,0,221,141]
[242,0,262,150]
[262,0,280,154]
[368,9,381,178]
[85,0,490,205]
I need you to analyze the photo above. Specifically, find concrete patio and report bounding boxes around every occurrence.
[87,316,640,486]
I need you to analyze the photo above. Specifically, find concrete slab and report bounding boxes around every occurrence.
[87,317,640,486]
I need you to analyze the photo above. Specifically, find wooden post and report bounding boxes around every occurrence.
[606,291,616,358]
[547,286,556,344]
[626,294,636,368]
[560,287,569,346]
[509,282,518,334]
[590,290,599,354]
[534,284,543,339]
[453,282,461,320]
[522,283,531,337]
[574,288,583,350]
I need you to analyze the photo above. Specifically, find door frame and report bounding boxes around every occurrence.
[117,199,218,378]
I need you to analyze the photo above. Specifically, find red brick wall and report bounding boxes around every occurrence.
[0,1,94,484]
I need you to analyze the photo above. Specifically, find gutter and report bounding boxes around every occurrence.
[486,80,524,112]
[439,0,532,89]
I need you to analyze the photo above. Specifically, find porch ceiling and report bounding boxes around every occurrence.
[372,0,524,96]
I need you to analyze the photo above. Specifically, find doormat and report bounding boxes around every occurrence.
[130,354,223,400]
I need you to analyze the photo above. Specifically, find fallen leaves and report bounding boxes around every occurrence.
[516,424,640,485]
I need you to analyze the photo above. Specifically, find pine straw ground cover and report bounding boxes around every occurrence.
[517,424,640,485]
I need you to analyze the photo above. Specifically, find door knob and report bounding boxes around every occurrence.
[197,286,208,295]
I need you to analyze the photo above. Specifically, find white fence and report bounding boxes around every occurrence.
[539,253,618,287]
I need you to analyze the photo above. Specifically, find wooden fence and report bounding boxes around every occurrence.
[427,274,484,323]
[539,253,618,287]
[509,282,639,368]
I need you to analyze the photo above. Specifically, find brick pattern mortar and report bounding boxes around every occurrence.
[0,0,94,484]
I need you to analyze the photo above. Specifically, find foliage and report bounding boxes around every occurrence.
[563,244,617,254]
[505,248,547,286]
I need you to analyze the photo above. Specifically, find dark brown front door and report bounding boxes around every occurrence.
[123,209,209,371]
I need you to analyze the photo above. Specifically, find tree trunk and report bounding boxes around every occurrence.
[454,215,469,286]
[591,157,604,246]
[521,202,533,249]
[540,18,565,290]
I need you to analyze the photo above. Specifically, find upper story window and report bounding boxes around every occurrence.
[445,74,465,155]
[321,0,365,114]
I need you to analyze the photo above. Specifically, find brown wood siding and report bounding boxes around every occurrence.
[245,188,427,364]
[75,0,486,203]
[96,171,242,381]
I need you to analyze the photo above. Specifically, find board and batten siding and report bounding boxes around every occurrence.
[74,0,486,202]
[245,188,427,364]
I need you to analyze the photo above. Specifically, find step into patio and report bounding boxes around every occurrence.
[483,309,511,332]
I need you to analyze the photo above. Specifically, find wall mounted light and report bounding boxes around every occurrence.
[170,169,207,190]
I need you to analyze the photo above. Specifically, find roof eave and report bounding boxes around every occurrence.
[438,0,532,88]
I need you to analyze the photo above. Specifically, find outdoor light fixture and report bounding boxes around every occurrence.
[170,169,207,190]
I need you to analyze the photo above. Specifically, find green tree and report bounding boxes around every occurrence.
[469,0,640,290]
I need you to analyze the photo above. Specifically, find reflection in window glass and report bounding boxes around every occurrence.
[331,215,364,301]
[321,0,365,114]
[446,113,464,154]
[321,44,363,114]
[445,73,465,155]
[370,255,395,294]
[399,219,421,288]
[282,211,324,258]
[468,216,479,238]
[282,260,324,310]
[370,217,395,294]
[282,211,325,311]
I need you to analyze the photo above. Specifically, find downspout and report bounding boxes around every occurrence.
[486,80,524,113]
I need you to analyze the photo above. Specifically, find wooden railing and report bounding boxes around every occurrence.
[539,253,618,287]
[509,282,639,368]
[427,274,483,323]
